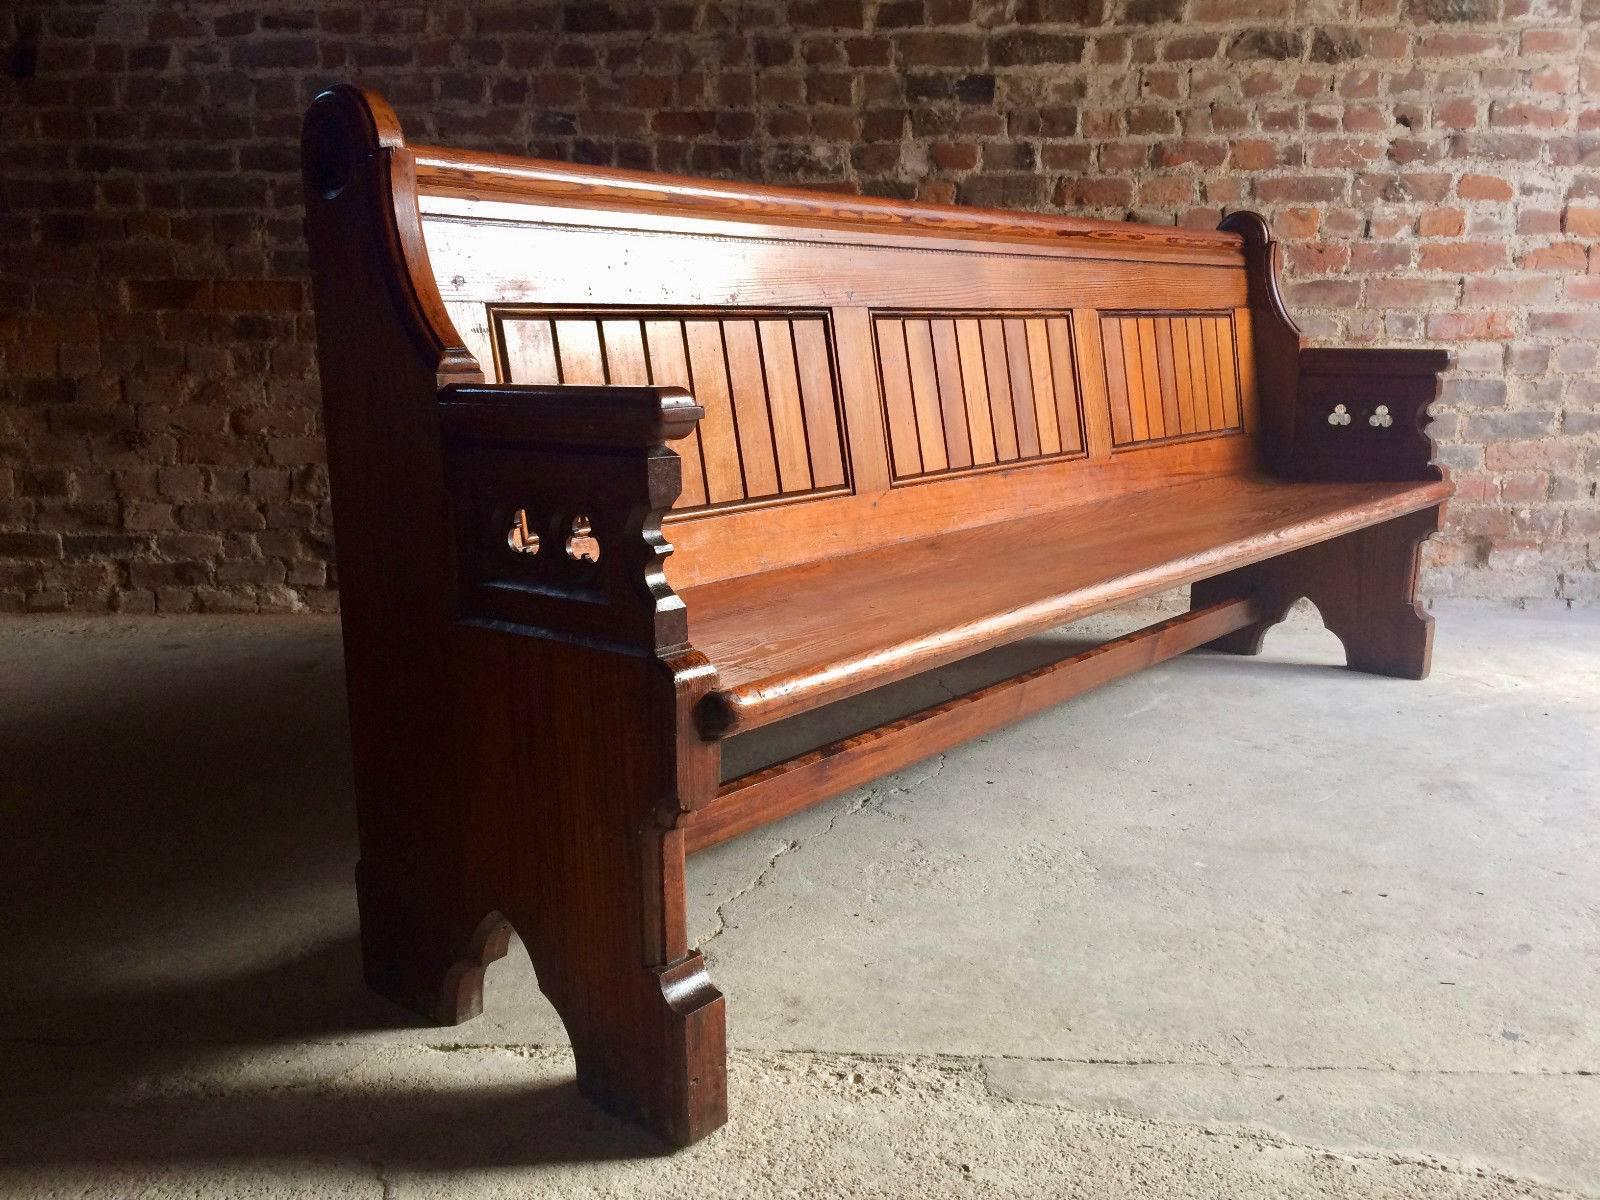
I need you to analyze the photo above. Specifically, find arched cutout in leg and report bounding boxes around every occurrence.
[501,839,727,1149]
[356,859,508,1026]
[1190,505,1442,680]
[1192,571,1301,656]
[436,911,514,1025]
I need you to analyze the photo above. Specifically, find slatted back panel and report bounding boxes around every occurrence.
[874,312,1085,482]
[414,162,1257,586]
[488,307,848,511]
[1101,311,1243,448]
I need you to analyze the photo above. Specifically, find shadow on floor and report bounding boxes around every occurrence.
[0,622,681,1166]
[0,607,1354,1169]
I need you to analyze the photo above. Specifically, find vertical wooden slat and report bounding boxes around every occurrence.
[683,319,745,503]
[1234,307,1260,434]
[874,319,922,479]
[1185,318,1212,433]
[956,319,997,465]
[793,318,848,489]
[643,319,707,508]
[600,319,649,384]
[445,301,496,383]
[1170,314,1196,435]
[1216,316,1242,430]
[904,319,949,473]
[1154,318,1181,439]
[499,317,560,384]
[758,319,814,492]
[1100,317,1132,446]
[1048,318,1083,454]
[1199,317,1225,430]
[1023,318,1060,456]
[981,319,1019,461]
[553,319,606,384]
[1119,319,1150,443]
[723,320,779,498]
[1070,309,1112,458]
[1135,317,1163,441]
[1003,319,1039,458]
[930,319,972,469]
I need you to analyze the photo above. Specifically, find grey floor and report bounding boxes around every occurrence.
[0,604,1595,1198]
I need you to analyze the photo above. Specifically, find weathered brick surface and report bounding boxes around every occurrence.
[2,0,1596,611]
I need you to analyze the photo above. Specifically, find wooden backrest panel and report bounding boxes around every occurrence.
[486,306,849,511]
[874,312,1086,482]
[1101,311,1245,449]
[409,151,1260,587]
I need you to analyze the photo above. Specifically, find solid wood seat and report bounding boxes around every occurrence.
[687,473,1451,738]
[304,86,1454,1150]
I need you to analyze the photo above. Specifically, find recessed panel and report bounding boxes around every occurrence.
[1099,311,1243,449]
[873,310,1088,485]
[489,306,850,514]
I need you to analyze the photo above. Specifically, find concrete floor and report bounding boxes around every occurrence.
[0,604,1595,1198]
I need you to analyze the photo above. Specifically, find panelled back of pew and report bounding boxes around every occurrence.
[415,153,1261,588]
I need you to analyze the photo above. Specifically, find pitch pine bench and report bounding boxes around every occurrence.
[303,86,1452,1146]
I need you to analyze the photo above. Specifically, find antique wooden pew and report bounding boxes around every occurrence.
[302,86,1452,1146]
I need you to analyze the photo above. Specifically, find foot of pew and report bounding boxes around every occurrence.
[1189,505,1442,681]
[553,951,728,1148]
[356,869,512,1026]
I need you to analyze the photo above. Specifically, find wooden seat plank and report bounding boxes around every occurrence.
[688,474,1449,737]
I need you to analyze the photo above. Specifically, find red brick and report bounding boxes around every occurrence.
[0,2,1589,613]
[1519,242,1587,271]
[1426,311,1515,340]
[1417,208,1465,237]
[1564,205,1600,236]
[1457,173,1514,202]
[1419,243,1508,272]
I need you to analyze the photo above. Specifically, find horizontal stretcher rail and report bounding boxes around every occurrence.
[682,595,1261,854]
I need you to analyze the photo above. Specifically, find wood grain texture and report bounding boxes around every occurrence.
[1191,504,1445,679]
[306,85,1455,1151]
[690,474,1451,738]
[1099,311,1247,448]
[873,311,1088,483]
[686,597,1260,853]
[410,141,1245,264]
[495,308,848,513]
[305,87,726,1148]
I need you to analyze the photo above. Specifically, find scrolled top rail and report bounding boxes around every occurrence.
[410,143,1246,262]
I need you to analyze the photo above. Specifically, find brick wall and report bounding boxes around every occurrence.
[2,0,1596,613]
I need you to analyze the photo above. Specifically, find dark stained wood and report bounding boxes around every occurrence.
[305,84,1454,1150]
[304,86,725,1150]
[1191,505,1443,679]
[1292,347,1451,483]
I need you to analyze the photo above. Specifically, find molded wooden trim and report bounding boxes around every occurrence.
[412,144,1245,262]
[1218,210,1301,473]
[303,86,479,386]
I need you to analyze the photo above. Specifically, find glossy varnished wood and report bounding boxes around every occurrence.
[688,475,1450,739]
[304,85,1453,1151]
[686,597,1260,853]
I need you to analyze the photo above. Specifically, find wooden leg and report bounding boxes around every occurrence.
[437,630,729,1147]
[505,826,728,1148]
[1190,505,1442,680]
[355,862,510,1026]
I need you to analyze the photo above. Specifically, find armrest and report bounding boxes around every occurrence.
[439,383,703,652]
[440,382,702,447]
[1291,347,1452,483]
